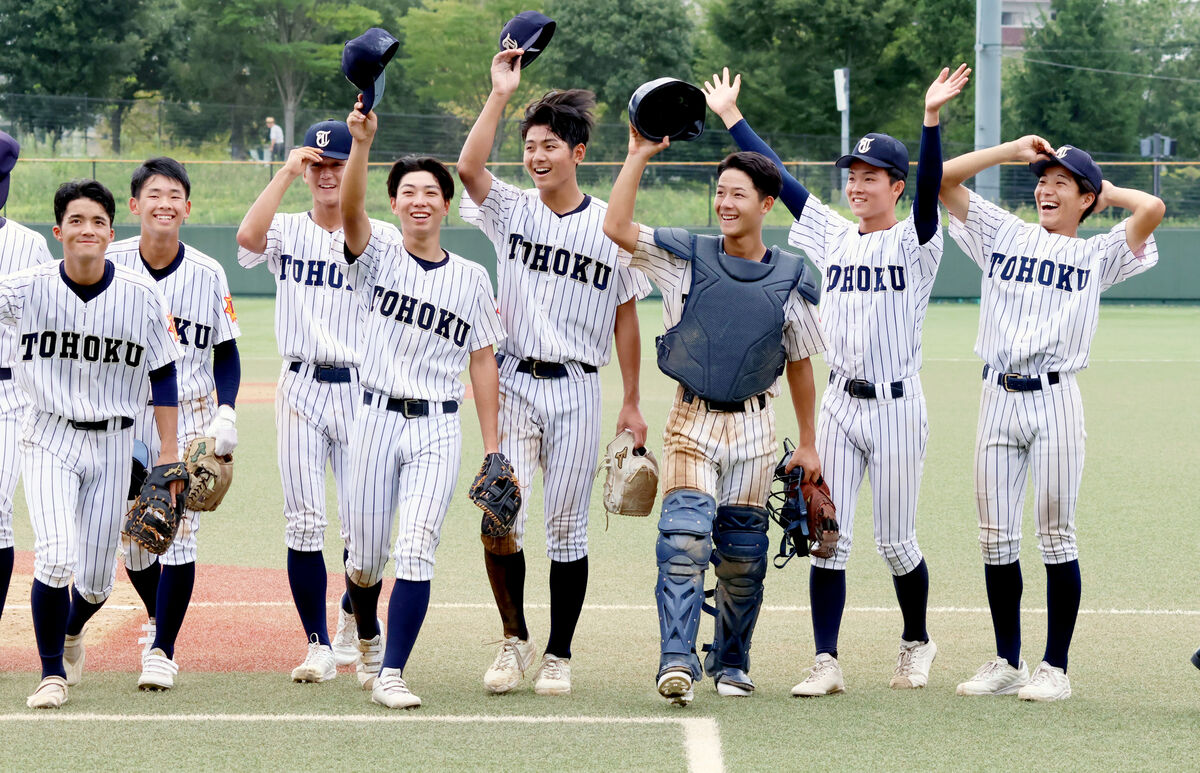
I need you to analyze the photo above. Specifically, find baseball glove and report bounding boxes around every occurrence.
[766,438,840,566]
[801,477,839,560]
[598,429,659,517]
[470,452,521,538]
[184,436,234,512]
[123,462,190,555]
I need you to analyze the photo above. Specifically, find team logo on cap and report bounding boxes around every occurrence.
[1056,145,1072,158]
[501,33,518,50]
[315,130,331,148]
[857,136,874,153]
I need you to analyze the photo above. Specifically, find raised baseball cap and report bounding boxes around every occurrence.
[0,131,19,209]
[628,78,706,143]
[1030,145,1103,193]
[302,120,352,160]
[342,27,400,114]
[499,11,555,69]
[836,133,909,179]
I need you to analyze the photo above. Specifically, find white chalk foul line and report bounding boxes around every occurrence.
[0,713,724,773]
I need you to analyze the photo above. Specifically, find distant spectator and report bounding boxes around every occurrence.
[266,117,284,161]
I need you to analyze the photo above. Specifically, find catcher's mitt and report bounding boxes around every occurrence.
[598,429,659,517]
[184,436,233,512]
[123,462,189,555]
[470,452,521,538]
[801,476,839,560]
[766,438,840,566]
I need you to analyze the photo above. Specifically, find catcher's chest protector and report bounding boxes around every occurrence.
[653,228,811,403]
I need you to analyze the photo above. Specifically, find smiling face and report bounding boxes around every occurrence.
[303,156,346,207]
[845,161,904,222]
[390,170,449,237]
[1035,166,1095,234]
[53,197,113,263]
[523,124,584,192]
[130,174,190,238]
[713,168,772,240]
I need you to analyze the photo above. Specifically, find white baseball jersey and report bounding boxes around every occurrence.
[108,237,241,399]
[460,174,652,364]
[788,195,942,381]
[950,189,1159,374]
[237,213,399,366]
[0,260,182,420]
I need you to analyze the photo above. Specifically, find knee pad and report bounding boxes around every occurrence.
[706,506,768,677]
[655,489,716,678]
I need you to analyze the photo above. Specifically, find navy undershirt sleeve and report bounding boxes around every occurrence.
[914,123,942,245]
[213,339,241,408]
[149,362,178,407]
[728,119,810,217]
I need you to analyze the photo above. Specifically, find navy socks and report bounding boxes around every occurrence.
[65,585,104,637]
[30,580,69,678]
[810,566,846,659]
[1044,560,1081,671]
[287,548,329,645]
[546,557,588,659]
[892,559,930,643]
[126,563,161,619]
[984,561,1023,668]
[153,563,196,659]
[382,579,430,671]
[0,546,12,622]
[345,576,383,639]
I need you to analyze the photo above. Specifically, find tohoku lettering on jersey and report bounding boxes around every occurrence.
[107,237,241,399]
[950,189,1159,373]
[237,212,400,367]
[0,260,181,421]
[788,195,941,383]
[460,174,651,365]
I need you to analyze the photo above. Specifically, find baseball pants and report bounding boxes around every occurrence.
[0,380,26,550]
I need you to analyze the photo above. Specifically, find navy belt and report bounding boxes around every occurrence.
[363,390,457,419]
[68,416,134,431]
[832,372,905,400]
[514,358,597,379]
[0,367,11,381]
[289,361,352,384]
[983,365,1060,392]
[682,390,767,413]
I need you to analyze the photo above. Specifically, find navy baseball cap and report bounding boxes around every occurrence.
[628,78,706,143]
[836,133,909,179]
[499,11,555,69]
[302,121,352,160]
[1030,145,1103,193]
[0,131,18,209]
[342,27,399,113]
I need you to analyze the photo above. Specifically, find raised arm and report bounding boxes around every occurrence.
[915,64,970,243]
[341,96,376,257]
[236,146,323,253]
[1094,181,1165,253]
[939,135,1055,222]
[457,49,524,206]
[603,125,670,253]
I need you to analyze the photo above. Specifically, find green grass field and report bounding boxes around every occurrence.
[2,299,1198,771]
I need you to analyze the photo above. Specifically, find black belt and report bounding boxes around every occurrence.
[363,390,458,418]
[983,365,1060,392]
[289,361,353,384]
[682,390,767,413]
[68,416,134,431]
[514,358,597,379]
[832,372,905,400]
[0,367,11,381]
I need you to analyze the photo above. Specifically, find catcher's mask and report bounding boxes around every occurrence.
[766,438,811,567]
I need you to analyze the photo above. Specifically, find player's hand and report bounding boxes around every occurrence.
[925,63,971,115]
[347,94,377,141]
[1092,179,1114,216]
[627,123,670,159]
[282,146,323,178]
[616,401,648,448]
[155,448,186,497]
[785,442,821,483]
[1012,135,1054,164]
[205,405,238,456]
[491,49,524,96]
[702,67,744,127]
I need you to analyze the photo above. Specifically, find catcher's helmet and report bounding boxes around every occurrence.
[0,131,18,210]
[342,27,400,113]
[499,11,556,69]
[628,78,706,143]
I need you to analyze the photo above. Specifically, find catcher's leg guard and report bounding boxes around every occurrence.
[704,505,769,684]
[655,489,716,680]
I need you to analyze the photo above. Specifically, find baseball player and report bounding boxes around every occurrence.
[0,180,182,708]
[702,65,970,695]
[939,139,1163,701]
[337,99,505,708]
[236,121,398,682]
[604,134,827,705]
[456,48,652,695]
[0,131,54,628]
[107,157,241,690]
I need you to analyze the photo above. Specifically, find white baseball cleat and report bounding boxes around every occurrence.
[956,657,1029,696]
[291,634,337,683]
[715,673,754,697]
[332,607,362,667]
[890,639,937,689]
[63,630,86,686]
[138,618,157,660]
[1017,661,1072,702]
[356,633,385,690]
[483,636,536,694]
[657,667,694,707]
[138,648,179,691]
[371,667,422,709]
[532,654,571,696]
[26,676,68,709]
[791,653,845,697]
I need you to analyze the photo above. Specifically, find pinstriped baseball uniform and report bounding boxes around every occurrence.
[461,175,651,561]
[340,236,505,586]
[950,189,1158,565]
[237,213,399,551]
[0,219,53,551]
[107,238,241,567]
[787,196,941,573]
[628,224,826,506]
[0,260,180,603]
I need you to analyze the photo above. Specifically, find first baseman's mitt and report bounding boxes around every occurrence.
[598,429,659,517]
[123,462,190,555]
[470,452,521,538]
[184,436,233,512]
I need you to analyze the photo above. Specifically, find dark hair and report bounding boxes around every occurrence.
[519,89,596,149]
[887,168,906,185]
[1074,174,1098,222]
[387,156,454,202]
[54,179,116,225]
[131,157,191,199]
[716,152,782,200]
